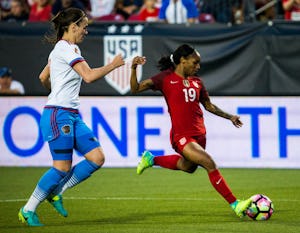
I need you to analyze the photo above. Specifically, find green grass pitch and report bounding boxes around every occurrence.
[0,167,299,233]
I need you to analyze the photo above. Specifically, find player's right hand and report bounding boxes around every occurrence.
[230,115,243,128]
[111,54,125,68]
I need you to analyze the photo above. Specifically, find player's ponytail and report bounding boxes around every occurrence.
[157,44,196,71]
[44,8,86,44]
[157,56,174,71]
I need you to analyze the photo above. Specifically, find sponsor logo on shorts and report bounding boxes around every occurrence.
[179,137,187,145]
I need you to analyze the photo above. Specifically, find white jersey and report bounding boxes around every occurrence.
[89,0,115,18]
[11,80,25,94]
[0,80,25,94]
[46,40,85,109]
[165,0,188,24]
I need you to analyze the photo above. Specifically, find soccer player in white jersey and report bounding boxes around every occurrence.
[18,8,125,226]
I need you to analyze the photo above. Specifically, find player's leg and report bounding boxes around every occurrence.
[18,165,69,226]
[182,142,251,217]
[20,136,74,222]
[19,158,71,225]
[47,148,103,218]
[176,157,198,173]
[137,151,198,174]
[43,110,79,218]
[46,161,72,218]
[137,151,180,174]
[19,108,74,226]
[137,137,198,174]
[55,147,104,194]
[50,118,103,197]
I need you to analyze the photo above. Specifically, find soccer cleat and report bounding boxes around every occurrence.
[231,198,252,218]
[47,194,68,217]
[137,151,154,175]
[18,207,44,226]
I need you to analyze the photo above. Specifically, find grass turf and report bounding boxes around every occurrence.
[0,167,299,233]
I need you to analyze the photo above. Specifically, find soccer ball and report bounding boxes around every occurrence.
[246,194,274,220]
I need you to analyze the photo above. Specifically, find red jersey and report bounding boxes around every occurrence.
[151,69,209,142]
[28,3,52,22]
[138,7,160,21]
[282,0,300,20]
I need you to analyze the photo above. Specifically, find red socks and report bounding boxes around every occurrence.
[208,169,237,204]
[153,154,182,170]
[153,156,236,204]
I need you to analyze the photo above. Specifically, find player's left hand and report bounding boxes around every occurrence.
[131,56,146,69]
[230,115,243,128]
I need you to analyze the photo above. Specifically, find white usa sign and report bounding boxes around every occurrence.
[104,35,142,95]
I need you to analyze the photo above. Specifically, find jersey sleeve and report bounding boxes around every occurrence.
[150,69,173,91]
[59,42,85,67]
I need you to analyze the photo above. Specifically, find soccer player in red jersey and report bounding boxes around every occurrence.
[130,44,251,218]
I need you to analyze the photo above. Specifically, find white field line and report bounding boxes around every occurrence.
[0,197,299,203]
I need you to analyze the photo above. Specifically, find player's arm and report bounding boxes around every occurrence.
[130,56,154,93]
[202,96,243,128]
[282,0,295,10]
[73,54,125,83]
[39,63,51,90]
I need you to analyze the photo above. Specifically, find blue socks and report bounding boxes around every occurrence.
[24,167,67,212]
[35,167,67,200]
[24,160,100,212]
[52,159,101,196]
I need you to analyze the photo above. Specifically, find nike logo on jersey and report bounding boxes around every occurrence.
[170,81,178,84]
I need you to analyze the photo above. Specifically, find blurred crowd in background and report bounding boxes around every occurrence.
[0,0,299,25]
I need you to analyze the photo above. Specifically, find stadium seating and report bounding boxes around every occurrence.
[94,14,125,22]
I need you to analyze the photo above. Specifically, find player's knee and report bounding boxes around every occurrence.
[98,154,105,166]
[53,161,72,172]
[180,162,197,173]
[186,165,197,173]
[201,154,217,170]
[203,160,217,172]
[85,148,105,166]
[93,153,105,167]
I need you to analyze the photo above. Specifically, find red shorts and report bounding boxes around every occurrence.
[171,135,206,155]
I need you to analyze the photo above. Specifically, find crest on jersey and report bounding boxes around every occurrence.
[192,81,199,88]
[104,35,142,95]
[183,79,190,87]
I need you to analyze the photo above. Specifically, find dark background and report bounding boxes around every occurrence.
[0,21,299,96]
